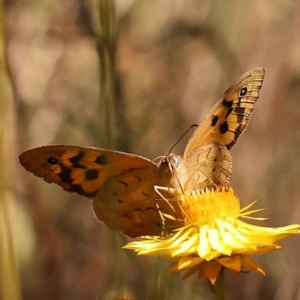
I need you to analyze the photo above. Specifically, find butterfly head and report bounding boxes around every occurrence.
[157,153,187,194]
[159,154,182,172]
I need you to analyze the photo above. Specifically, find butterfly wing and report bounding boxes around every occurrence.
[19,145,182,237]
[93,167,183,237]
[19,145,159,197]
[166,142,232,193]
[181,142,232,192]
[184,67,265,156]
[172,67,264,192]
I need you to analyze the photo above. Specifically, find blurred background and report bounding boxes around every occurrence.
[1,0,300,299]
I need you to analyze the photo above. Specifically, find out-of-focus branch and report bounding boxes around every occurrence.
[80,0,130,150]
[0,1,21,300]
[97,0,116,148]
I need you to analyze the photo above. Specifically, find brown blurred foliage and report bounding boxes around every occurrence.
[3,0,300,299]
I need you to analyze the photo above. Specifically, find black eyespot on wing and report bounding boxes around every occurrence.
[85,169,99,181]
[59,165,72,183]
[240,86,248,96]
[69,151,85,164]
[47,157,59,165]
[73,185,98,198]
[219,122,229,134]
[95,155,107,165]
[222,99,233,108]
[211,115,219,127]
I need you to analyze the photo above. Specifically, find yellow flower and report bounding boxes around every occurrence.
[124,188,300,284]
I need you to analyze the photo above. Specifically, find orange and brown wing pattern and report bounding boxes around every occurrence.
[94,168,183,237]
[165,142,232,194]
[19,145,182,237]
[184,67,265,157]
[182,142,232,192]
[167,67,264,194]
[19,145,158,198]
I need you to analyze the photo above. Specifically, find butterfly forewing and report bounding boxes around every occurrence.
[183,67,265,157]
[19,145,158,197]
[168,67,264,194]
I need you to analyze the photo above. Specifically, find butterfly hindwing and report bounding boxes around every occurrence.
[165,142,232,193]
[183,143,232,191]
[93,167,183,237]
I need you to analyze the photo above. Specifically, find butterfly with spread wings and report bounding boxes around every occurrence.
[19,67,265,237]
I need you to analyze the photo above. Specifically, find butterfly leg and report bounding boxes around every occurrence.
[153,185,178,236]
[154,200,167,236]
[154,185,177,220]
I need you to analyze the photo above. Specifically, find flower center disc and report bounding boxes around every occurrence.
[180,188,240,226]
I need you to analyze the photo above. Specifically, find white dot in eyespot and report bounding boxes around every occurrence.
[46,156,59,165]
[240,86,248,96]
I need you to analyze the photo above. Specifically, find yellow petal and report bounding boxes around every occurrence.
[203,250,221,261]
[239,200,258,213]
[208,228,219,250]
[198,225,210,257]
[172,233,199,257]
[177,255,194,270]
[253,245,280,255]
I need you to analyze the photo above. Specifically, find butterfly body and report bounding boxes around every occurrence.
[19,67,265,237]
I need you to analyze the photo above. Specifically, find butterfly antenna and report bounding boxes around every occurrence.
[168,124,198,154]
[153,155,165,163]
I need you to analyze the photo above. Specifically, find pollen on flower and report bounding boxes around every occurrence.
[180,188,240,226]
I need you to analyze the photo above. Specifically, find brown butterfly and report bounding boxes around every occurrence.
[19,67,265,237]
[163,67,265,195]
